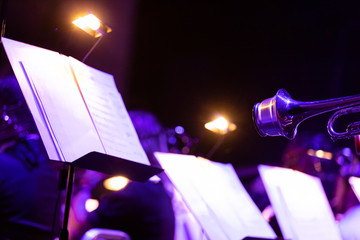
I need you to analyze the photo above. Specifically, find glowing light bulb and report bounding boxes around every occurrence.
[205,115,236,135]
[73,14,101,30]
[72,12,111,38]
[103,176,129,191]
[85,198,99,212]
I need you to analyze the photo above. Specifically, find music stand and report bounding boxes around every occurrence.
[155,152,278,240]
[1,37,162,240]
[258,165,342,240]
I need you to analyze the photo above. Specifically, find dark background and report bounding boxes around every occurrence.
[2,0,360,173]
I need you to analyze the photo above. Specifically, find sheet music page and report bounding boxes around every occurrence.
[349,176,360,201]
[2,37,59,160]
[156,153,220,239]
[258,165,342,240]
[2,37,104,162]
[68,57,149,166]
[18,53,105,162]
[155,152,276,240]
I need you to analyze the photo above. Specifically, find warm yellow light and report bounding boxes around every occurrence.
[307,149,316,156]
[307,148,332,160]
[205,115,237,135]
[319,150,332,160]
[262,205,275,222]
[72,12,112,38]
[73,14,101,31]
[103,176,129,191]
[316,150,325,158]
[85,198,99,212]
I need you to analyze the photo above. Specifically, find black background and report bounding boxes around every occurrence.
[2,0,360,173]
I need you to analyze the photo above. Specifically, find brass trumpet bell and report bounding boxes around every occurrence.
[253,89,360,140]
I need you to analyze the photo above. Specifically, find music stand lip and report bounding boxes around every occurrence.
[70,151,163,182]
[59,152,163,240]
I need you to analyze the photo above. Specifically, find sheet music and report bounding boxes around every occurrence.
[349,176,360,201]
[156,153,219,239]
[17,53,104,162]
[2,37,149,167]
[258,165,342,240]
[155,152,277,240]
[2,38,60,160]
[68,57,149,166]
[1,37,159,181]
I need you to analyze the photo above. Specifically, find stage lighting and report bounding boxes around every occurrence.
[85,198,99,212]
[73,12,112,38]
[204,115,236,158]
[103,176,129,191]
[205,115,236,135]
[72,11,112,62]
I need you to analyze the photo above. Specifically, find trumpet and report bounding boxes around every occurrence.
[252,89,360,140]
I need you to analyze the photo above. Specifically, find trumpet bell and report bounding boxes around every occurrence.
[253,89,360,140]
[252,89,298,140]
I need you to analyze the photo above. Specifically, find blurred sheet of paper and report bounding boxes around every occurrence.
[349,176,360,201]
[155,152,277,240]
[258,165,342,240]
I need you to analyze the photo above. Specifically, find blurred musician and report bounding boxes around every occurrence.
[69,110,175,240]
[69,110,203,240]
[247,131,356,237]
[0,73,62,240]
[127,110,203,240]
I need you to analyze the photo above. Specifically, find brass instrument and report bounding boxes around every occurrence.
[252,89,360,140]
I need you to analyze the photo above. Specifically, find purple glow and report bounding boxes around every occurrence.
[175,126,184,135]
[168,136,177,145]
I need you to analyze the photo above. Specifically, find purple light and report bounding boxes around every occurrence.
[175,126,184,135]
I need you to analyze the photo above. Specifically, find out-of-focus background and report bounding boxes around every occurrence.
[3,0,360,171]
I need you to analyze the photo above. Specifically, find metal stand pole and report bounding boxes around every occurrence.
[59,164,75,240]
[206,135,225,159]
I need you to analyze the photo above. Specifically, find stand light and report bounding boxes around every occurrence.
[205,114,236,158]
[72,11,112,62]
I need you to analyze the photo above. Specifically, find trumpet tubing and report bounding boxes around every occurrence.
[252,89,360,140]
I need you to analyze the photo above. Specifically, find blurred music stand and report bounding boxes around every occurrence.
[155,152,278,240]
[258,165,342,240]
